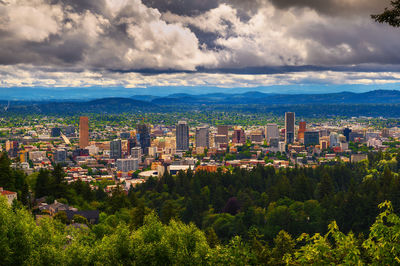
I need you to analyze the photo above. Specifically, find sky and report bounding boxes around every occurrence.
[1,0,400,97]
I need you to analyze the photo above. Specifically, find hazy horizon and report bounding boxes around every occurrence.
[1,83,400,101]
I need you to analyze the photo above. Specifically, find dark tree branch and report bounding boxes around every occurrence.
[371,0,400,27]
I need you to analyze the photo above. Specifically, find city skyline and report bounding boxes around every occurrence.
[1,0,400,94]
[3,1,400,263]
[2,104,400,264]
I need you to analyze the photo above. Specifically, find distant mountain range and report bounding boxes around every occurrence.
[2,84,400,101]
[134,90,400,105]
[2,90,400,117]
[3,97,157,115]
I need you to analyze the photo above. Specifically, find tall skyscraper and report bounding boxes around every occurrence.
[285,112,295,144]
[79,116,89,149]
[232,128,246,144]
[110,139,122,159]
[137,123,151,154]
[266,124,279,142]
[195,126,209,148]
[298,121,306,140]
[127,138,136,156]
[176,121,189,151]
[343,128,352,142]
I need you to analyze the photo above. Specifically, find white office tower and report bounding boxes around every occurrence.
[195,126,210,148]
[329,132,339,147]
[176,121,189,151]
[279,141,286,153]
[87,145,99,155]
[266,124,279,142]
[116,158,139,172]
[131,147,142,159]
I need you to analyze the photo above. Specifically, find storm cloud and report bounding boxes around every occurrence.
[0,0,400,89]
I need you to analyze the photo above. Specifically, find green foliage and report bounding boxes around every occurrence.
[72,215,89,225]
[289,221,362,264]
[363,201,400,264]
[4,148,400,264]
[205,227,220,248]
[207,236,257,265]
[269,230,295,265]
[372,0,400,27]
[0,153,29,205]
[4,179,400,264]
[53,211,68,224]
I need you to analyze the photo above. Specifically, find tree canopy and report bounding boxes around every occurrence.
[372,0,400,27]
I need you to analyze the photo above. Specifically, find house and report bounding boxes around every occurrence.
[65,210,100,224]
[0,187,17,205]
[195,165,218,173]
[39,200,77,215]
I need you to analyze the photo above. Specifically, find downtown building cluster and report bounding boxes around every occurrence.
[2,113,398,198]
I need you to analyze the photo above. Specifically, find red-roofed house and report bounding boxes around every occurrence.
[0,187,17,205]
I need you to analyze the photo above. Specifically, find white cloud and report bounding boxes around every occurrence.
[0,0,218,70]
[0,0,63,42]
[1,65,400,89]
[164,1,400,68]
[0,0,400,89]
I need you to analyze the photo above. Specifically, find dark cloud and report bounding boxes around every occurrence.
[143,0,391,17]
[0,0,216,71]
[289,15,400,65]
[50,0,107,14]
[268,0,390,15]
[0,0,400,90]
[142,0,219,15]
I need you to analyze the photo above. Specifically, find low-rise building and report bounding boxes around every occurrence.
[116,158,139,172]
[351,154,368,163]
[0,187,17,205]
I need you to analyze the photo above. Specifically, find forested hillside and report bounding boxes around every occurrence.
[2,151,400,264]
[1,196,400,265]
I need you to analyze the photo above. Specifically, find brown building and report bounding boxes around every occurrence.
[251,134,263,144]
[196,165,218,173]
[217,125,229,136]
[298,121,306,140]
[79,116,89,148]
[5,140,18,151]
[381,128,390,138]
[232,128,246,144]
